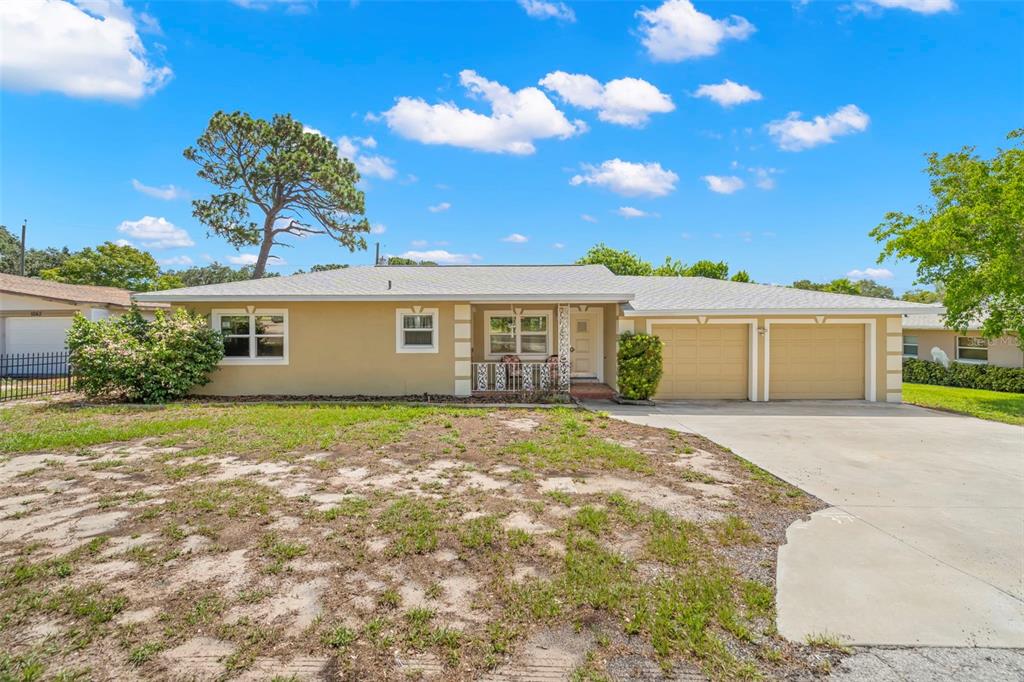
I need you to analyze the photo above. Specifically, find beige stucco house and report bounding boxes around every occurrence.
[902,314,1023,368]
[0,273,166,355]
[134,264,944,403]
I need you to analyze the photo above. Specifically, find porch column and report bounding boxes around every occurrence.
[453,304,472,396]
[557,304,570,392]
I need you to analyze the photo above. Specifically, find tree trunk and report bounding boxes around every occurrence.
[252,215,277,279]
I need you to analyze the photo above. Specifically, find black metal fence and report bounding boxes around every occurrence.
[0,351,75,401]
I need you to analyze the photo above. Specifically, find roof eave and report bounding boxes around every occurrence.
[622,305,946,317]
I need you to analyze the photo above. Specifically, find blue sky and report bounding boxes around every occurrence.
[1,0,1021,292]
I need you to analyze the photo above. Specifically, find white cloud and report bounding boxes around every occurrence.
[382,70,585,155]
[116,216,194,249]
[539,72,674,127]
[552,242,566,249]
[767,104,870,151]
[749,167,779,190]
[570,159,678,197]
[370,223,387,235]
[410,239,428,248]
[302,124,324,138]
[334,135,397,180]
[847,267,894,280]
[228,253,284,266]
[693,79,762,108]
[636,0,755,62]
[616,206,652,219]
[864,0,954,14]
[399,249,481,265]
[428,202,451,213]
[517,0,575,22]
[502,233,529,243]
[580,214,598,223]
[159,255,194,267]
[702,175,745,194]
[131,179,186,200]
[114,238,132,247]
[0,0,172,101]
[229,0,314,13]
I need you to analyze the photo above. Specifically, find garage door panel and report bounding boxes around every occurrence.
[770,324,865,400]
[653,324,748,400]
[5,317,73,354]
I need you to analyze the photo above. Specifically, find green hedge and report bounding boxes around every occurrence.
[617,332,664,400]
[903,357,1024,394]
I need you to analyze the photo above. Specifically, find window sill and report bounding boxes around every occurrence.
[396,346,438,354]
[219,357,289,366]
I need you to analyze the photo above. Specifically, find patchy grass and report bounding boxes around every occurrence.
[0,401,828,680]
[903,382,1024,426]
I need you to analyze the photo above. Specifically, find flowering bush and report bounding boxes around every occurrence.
[67,307,223,403]
[617,332,664,400]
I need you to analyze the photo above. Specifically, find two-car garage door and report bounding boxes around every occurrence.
[651,322,867,401]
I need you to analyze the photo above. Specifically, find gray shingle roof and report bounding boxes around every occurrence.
[618,276,944,315]
[134,265,634,302]
[0,273,167,309]
[902,313,981,330]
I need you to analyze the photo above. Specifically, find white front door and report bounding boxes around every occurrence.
[570,308,602,379]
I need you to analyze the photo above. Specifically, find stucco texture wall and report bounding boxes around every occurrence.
[186,301,456,396]
[905,329,1023,368]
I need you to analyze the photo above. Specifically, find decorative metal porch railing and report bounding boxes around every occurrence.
[471,362,565,393]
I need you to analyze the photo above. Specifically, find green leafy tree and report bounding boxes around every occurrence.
[730,270,751,283]
[184,111,370,279]
[852,279,895,299]
[40,242,163,291]
[792,278,860,296]
[576,243,654,276]
[163,262,277,287]
[871,130,1023,345]
[293,263,349,274]
[386,256,438,266]
[0,225,72,277]
[651,257,687,277]
[684,259,729,280]
[901,288,942,304]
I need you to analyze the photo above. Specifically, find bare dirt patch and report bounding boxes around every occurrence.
[0,402,838,680]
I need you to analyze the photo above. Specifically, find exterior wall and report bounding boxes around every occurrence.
[601,303,618,390]
[904,329,1023,368]
[627,314,902,402]
[186,301,457,396]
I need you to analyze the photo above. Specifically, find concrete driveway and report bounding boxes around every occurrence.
[593,400,1024,648]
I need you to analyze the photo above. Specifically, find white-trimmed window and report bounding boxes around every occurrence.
[956,336,988,363]
[212,309,288,364]
[485,311,551,358]
[902,334,919,357]
[396,308,438,353]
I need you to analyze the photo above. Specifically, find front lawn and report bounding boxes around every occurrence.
[0,401,840,680]
[903,382,1024,426]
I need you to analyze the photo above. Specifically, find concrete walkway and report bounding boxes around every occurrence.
[591,400,1024,648]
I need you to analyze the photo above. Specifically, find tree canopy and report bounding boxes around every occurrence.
[871,130,1023,345]
[162,262,279,287]
[40,242,181,291]
[386,256,438,266]
[0,225,72,278]
[184,111,370,278]
[576,244,747,280]
[792,278,895,299]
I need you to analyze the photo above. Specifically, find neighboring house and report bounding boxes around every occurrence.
[901,313,1023,368]
[0,273,166,355]
[134,264,943,402]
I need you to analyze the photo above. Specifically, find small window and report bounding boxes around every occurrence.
[520,315,548,354]
[957,336,988,363]
[489,315,516,354]
[902,335,918,357]
[396,309,438,353]
[213,310,288,363]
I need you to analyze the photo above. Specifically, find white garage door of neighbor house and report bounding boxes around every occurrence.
[5,317,74,354]
[653,324,749,400]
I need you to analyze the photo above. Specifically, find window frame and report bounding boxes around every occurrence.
[484,310,552,360]
[902,334,919,358]
[211,308,289,365]
[956,335,989,364]
[395,308,439,354]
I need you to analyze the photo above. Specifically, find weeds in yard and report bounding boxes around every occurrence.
[458,515,503,550]
[378,497,441,555]
[571,506,610,536]
[805,632,852,653]
[505,409,651,473]
[713,515,760,546]
[322,624,356,649]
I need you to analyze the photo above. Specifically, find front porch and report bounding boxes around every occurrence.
[456,302,614,397]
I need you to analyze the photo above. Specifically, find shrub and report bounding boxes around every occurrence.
[617,332,663,400]
[903,357,1024,394]
[67,307,223,403]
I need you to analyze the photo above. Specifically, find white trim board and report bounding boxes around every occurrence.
[395,307,440,354]
[211,308,290,366]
